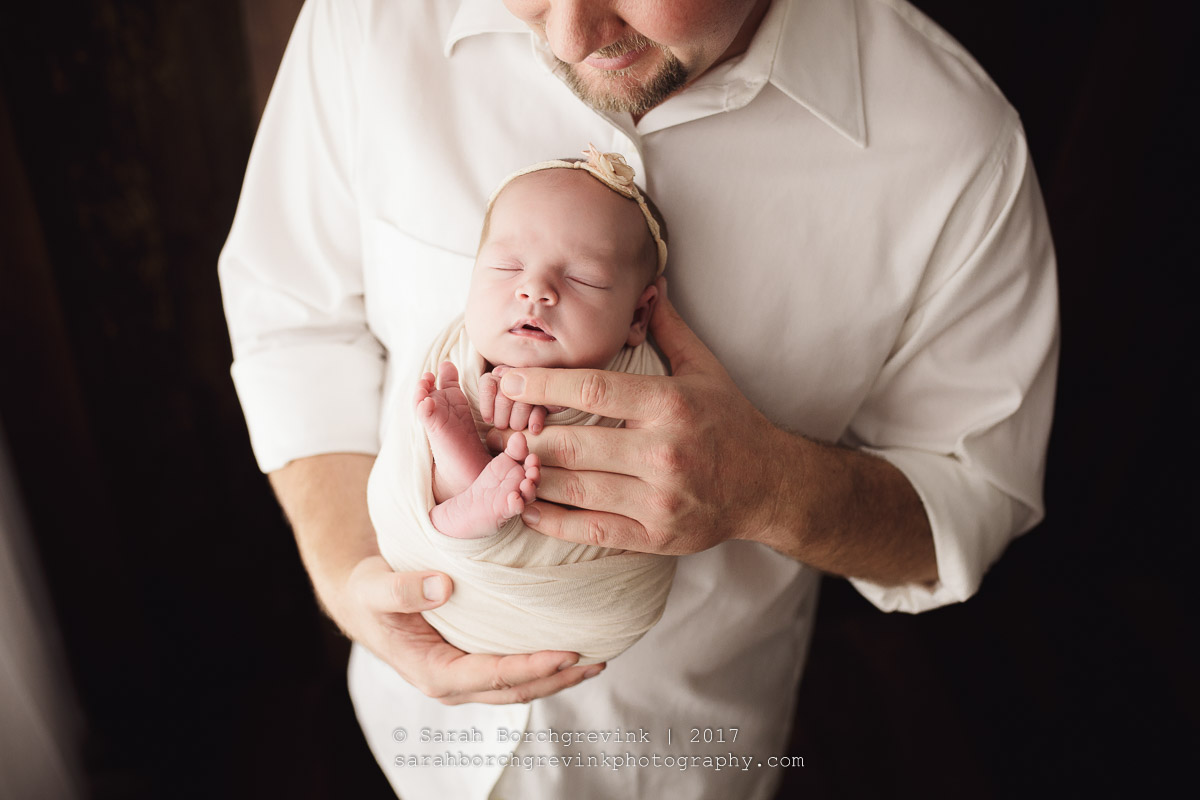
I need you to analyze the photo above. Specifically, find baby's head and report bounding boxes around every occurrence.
[466,148,668,371]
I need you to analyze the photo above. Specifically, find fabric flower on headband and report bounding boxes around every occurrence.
[581,144,637,196]
[486,144,668,275]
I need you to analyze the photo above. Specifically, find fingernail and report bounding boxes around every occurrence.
[521,505,540,525]
[501,372,525,397]
[583,666,603,679]
[422,576,447,603]
[557,658,578,672]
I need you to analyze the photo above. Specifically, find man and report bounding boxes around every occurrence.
[219,0,1058,797]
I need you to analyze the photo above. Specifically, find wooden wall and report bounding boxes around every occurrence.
[0,1,1192,797]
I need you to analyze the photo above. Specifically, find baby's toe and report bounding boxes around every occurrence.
[504,432,529,460]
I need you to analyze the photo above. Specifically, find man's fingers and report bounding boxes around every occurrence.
[535,466,652,519]
[487,425,641,474]
[445,661,606,706]
[499,366,666,421]
[521,499,656,552]
[479,650,579,691]
[422,648,586,700]
[349,557,603,706]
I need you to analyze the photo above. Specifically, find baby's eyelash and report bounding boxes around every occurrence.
[569,277,608,289]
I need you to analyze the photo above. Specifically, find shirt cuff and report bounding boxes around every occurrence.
[230,343,384,473]
[848,446,1023,614]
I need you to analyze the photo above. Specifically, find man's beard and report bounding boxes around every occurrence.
[555,36,689,116]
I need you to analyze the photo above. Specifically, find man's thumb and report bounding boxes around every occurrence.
[364,566,451,613]
[649,277,716,376]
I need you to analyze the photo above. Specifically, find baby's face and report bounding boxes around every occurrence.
[466,169,656,370]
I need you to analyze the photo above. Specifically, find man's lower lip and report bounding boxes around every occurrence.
[583,45,649,71]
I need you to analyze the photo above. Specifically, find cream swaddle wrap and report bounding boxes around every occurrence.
[367,316,676,664]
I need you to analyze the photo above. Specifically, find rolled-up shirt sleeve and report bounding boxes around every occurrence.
[218,0,382,473]
[846,122,1059,613]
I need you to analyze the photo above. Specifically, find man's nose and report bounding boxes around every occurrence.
[517,278,558,305]
[542,0,625,64]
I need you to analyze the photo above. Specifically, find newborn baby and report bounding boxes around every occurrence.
[367,147,676,664]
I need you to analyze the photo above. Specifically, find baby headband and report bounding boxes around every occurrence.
[486,144,668,276]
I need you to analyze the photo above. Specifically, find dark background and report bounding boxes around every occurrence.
[1,1,1194,797]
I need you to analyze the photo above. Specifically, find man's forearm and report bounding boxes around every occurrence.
[268,452,379,626]
[752,432,938,586]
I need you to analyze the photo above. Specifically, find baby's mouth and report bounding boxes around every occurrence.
[509,320,556,341]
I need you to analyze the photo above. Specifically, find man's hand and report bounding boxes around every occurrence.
[339,556,603,705]
[270,453,604,706]
[487,277,785,556]
[479,364,564,434]
[489,278,939,584]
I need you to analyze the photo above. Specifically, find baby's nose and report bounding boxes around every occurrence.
[517,280,558,305]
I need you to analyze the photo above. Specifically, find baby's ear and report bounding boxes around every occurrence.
[626,284,659,346]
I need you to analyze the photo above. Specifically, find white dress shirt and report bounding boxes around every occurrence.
[218,1,1059,798]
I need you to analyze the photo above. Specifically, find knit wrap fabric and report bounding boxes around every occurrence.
[367,316,676,664]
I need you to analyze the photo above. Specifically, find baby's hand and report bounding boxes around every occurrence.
[479,365,558,434]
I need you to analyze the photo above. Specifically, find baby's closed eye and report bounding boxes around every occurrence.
[568,275,609,289]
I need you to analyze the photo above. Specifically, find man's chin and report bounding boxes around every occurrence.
[558,55,689,116]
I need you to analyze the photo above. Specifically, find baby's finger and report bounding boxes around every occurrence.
[493,392,515,430]
[478,373,498,423]
[509,402,534,432]
[529,405,548,435]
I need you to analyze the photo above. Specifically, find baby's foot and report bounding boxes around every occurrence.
[416,361,492,497]
[429,433,540,539]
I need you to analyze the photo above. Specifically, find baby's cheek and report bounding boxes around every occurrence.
[463,300,493,360]
[463,285,485,330]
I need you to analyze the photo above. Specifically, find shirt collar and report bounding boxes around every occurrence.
[444,0,528,56]
[445,0,866,148]
[768,0,866,147]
